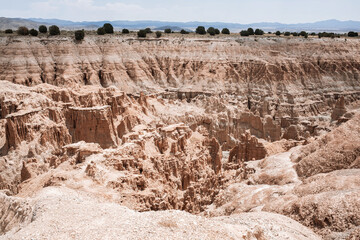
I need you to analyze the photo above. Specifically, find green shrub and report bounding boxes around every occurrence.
[275,31,281,36]
[97,27,106,35]
[284,32,291,36]
[196,26,206,35]
[319,32,336,38]
[221,28,230,34]
[5,29,13,34]
[254,29,264,35]
[155,31,162,38]
[299,31,307,36]
[29,29,38,36]
[164,28,171,33]
[17,26,29,35]
[207,27,216,36]
[39,25,47,33]
[103,23,114,34]
[292,32,298,36]
[214,28,220,35]
[75,30,85,40]
[145,28,152,33]
[122,29,130,34]
[240,30,250,36]
[49,25,60,35]
[137,29,147,38]
[348,31,359,37]
[247,28,254,35]
[180,29,189,34]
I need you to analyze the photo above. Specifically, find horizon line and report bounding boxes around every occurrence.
[2,16,360,26]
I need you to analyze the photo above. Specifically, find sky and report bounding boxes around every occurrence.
[0,0,359,23]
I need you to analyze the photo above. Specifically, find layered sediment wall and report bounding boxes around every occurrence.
[1,36,360,96]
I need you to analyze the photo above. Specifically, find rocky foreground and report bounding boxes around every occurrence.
[1,35,360,239]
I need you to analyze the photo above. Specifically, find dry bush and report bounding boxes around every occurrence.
[158,219,178,228]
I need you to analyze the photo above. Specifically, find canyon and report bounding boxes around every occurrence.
[1,35,360,239]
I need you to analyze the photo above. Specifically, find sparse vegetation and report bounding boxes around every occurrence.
[247,28,254,35]
[254,29,264,35]
[240,30,250,36]
[49,25,60,35]
[17,26,29,35]
[158,219,178,228]
[348,31,359,37]
[318,32,340,38]
[155,31,162,38]
[275,31,281,36]
[207,27,216,36]
[75,30,85,40]
[180,29,189,34]
[137,29,147,38]
[221,28,230,34]
[29,29,38,36]
[122,29,130,34]
[103,23,114,34]
[164,28,171,34]
[196,26,206,35]
[39,25,47,33]
[5,29,13,34]
[299,31,307,37]
[97,27,106,35]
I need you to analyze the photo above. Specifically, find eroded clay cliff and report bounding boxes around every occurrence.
[1,35,360,240]
[1,36,360,97]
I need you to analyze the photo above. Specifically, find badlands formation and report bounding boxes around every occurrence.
[0,34,360,239]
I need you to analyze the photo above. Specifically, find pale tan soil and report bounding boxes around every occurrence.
[0,186,321,240]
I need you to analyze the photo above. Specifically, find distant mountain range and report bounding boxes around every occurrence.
[153,26,192,32]
[1,17,359,32]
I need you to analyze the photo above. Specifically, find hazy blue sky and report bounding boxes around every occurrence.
[1,0,359,23]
